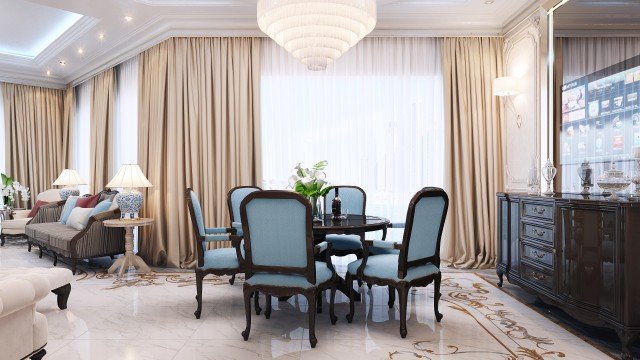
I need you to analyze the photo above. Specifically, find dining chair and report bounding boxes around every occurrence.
[227,185,263,314]
[345,187,449,338]
[239,190,338,348]
[323,186,366,258]
[186,188,244,319]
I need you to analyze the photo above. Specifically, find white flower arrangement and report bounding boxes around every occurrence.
[288,161,333,198]
[1,173,30,207]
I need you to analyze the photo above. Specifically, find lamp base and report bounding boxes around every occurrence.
[60,188,80,200]
[116,190,143,218]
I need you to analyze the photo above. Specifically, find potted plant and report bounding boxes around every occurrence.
[0,173,30,219]
[288,161,333,221]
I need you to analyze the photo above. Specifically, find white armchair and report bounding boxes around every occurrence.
[0,275,49,359]
[1,189,62,246]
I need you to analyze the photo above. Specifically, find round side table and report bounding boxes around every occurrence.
[104,218,154,277]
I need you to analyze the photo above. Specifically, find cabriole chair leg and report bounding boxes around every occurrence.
[241,286,253,341]
[330,277,338,325]
[254,291,261,315]
[434,272,443,322]
[306,290,318,348]
[265,295,272,319]
[51,283,71,310]
[346,273,355,323]
[194,272,204,319]
[388,285,395,308]
[398,284,409,338]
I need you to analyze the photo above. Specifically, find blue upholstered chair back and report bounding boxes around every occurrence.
[228,187,261,222]
[189,190,206,237]
[324,186,365,215]
[241,192,311,270]
[402,188,449,264]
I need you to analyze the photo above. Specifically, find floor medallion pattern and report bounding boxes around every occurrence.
[0,242,610,359]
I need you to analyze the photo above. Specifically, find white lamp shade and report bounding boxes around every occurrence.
[493,76,520,97]
[52,169,86,186]
[106,164,153,189]
[257,0,376,71]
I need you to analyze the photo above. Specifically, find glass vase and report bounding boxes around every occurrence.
[309,196,324,222]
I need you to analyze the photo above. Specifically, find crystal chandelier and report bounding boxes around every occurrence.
[257,0,377,71]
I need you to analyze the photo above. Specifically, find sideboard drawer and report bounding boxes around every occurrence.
[521,262,554,293]
[522,222,554,246]
[521,241,554,270]
[522,201,554,222]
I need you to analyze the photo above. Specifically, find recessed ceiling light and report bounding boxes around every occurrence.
[124,15,133,22]
[98,33,105,40]
[77,48,84,54]
[59,60,66,66]
[485,0,494,4]
[46,70,51,76]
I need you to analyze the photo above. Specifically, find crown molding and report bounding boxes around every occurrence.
[0,68,66,89]
[33,16,100,66]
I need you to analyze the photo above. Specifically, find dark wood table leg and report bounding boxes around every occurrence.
[314,233,361,302]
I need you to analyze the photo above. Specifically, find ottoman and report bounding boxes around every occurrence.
[0,267,73,310]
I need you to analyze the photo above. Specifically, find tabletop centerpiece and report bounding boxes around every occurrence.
[288,161,333,221]
[0,173,30,213]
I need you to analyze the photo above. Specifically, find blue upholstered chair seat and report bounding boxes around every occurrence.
[368,246,400,255]
[325,234,362,251]
[201,248,242,270]
[246,262,333,289]
[347,254,439,282]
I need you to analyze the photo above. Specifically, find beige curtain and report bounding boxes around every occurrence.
[441,37,504,269]
[90,68,116,193]
[138,37,262,268]
[2,83,67,207]
[62,85,74,169]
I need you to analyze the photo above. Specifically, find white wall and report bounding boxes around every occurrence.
[0,84,4,175]
[502,10,546,192]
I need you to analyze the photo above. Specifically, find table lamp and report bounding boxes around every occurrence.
[106,164,153,219]
[52,169,86,200]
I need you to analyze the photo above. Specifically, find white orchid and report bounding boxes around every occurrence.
[1,173,30,207]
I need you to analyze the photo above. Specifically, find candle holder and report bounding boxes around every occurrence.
[597,161,631,201]
[632,158,640,200]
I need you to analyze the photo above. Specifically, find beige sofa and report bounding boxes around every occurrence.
[25,190,126,274]
[1,189,63,246]
[0,274,49,360]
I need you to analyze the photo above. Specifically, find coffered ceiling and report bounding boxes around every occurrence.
[0,0,534,89]
[554,0,640,36]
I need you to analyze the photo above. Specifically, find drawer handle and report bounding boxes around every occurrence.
[532,207,546,215]
[531,271,546,281]
[532,250,546,259]
[532,229,546,237]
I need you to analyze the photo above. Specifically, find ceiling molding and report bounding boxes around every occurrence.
[0,68,66,89]
[33,16,99,67]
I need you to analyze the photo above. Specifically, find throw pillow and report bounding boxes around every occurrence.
[89,200,112,217]
[76,194,100,208]
[66,207,94,231]
[27,200,50,218]
[59,196,79,224]
[98,192,117,203]
[108,200,119,211]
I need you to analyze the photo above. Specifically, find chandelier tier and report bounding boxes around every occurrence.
[257,0,377,71]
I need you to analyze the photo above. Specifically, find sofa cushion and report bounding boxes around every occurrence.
[25,223,53,244]
[1,218,31,231]
[89,200,112,217]
[66,208,93,231]
[27,200,50,218]
[26,223,80,246]
[76,194,99,208]
[59,196,79,224]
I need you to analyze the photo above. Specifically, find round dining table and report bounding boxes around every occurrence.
[313,214,391,302]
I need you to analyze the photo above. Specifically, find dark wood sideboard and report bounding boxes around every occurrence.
[496,193,640,359]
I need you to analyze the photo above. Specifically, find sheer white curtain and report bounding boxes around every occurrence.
[563,37,640,82]
[261,37,444,240]
[115,57,138,170]
[0,84,4,175]
[74,81,91,195]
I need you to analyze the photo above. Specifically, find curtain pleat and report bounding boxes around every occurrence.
[2,83,67,207]
[90,68,116,193]
[441,37,504,269]
[138,37,262,268]
[62,85,75,169]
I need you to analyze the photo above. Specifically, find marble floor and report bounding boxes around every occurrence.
[0,240,611,360]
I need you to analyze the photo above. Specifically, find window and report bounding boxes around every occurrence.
[0,84,4,175]
[74,81,91,195]
[115,57,139,169]
[260,38,445,240]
